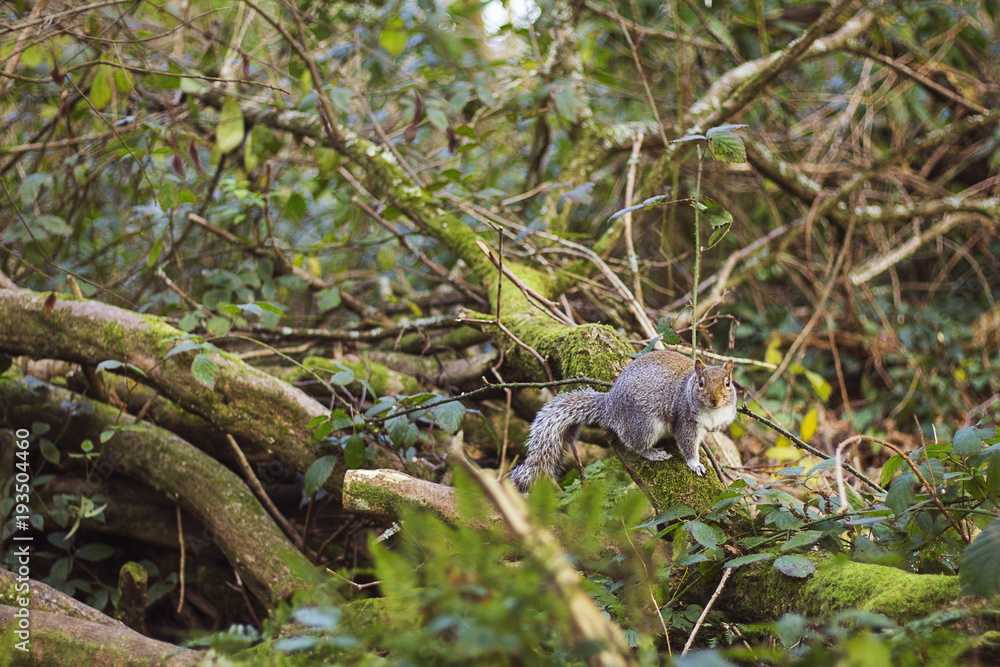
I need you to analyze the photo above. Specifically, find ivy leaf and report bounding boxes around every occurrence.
[304,455,338,496]
[960,517,1000,597]
[344,434,367,469]
[216,96,245,154]
[191,353,219,389]
[724,552,773,569]
[773,555,815,578]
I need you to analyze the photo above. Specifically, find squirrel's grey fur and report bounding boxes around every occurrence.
[509,351,736,491]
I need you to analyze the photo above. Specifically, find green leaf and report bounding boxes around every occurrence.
[206,316,231,336]
[295,606,341,630]
[304,455,338,496]
[700,198,734,229]
[40,438,60,464]
[706,124,750,136]
[386,416,410,446]
[330,409,355,430]
[256,302,284,316]
[379,17,408,57]
[671,134,706,144]
[216,96,245,154]
[90,65,112,110]
[953,425,994,457]
[313,420,333,441]
[191,353,218,389]
[344,434,367,469]
[329,367,355,386]
[33,214,72,235]
[282,192,307,222]
[165,340,201,358]
[780,530,824,552]
[880,454,905,487]
[433,401,465,434]
[987,451,1000,504]
[608,194,671,222]
[147,239,163,268]
[885,477,914,516]
[684,520,717,549]
[318,288,341,312]
[803,369,832,402]
[707,130,747,164]
[800,408,818,442]
[377,245,397,271]
[553,83,581,123]
[96,360,124,371]
[425,106,448,132]
[330,87,352,113]
[20,172,52,205]
[960,517,1000,597]
[724,552,773,569]
[773,555,815,578]
[75,543,115,562]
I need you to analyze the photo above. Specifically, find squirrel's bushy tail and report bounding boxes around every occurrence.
[509,389,606,492]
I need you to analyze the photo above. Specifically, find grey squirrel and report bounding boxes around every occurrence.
[509,350,736,491]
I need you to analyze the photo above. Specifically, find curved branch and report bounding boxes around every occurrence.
[0,375,318,609]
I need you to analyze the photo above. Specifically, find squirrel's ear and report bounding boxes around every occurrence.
[724,359,734,374]
[694,358,705,373]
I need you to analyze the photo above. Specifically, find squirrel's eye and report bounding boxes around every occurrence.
[725,378,731,387]
[698,379,705,388]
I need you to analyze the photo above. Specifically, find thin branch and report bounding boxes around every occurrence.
[682,568,732,655]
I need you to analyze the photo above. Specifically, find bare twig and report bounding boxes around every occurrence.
[682,567,732,655]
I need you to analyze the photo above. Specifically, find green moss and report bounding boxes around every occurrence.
[801,559,960,622]
[346,480,453,524]
[726,556,962,625]
[303,355,423,396]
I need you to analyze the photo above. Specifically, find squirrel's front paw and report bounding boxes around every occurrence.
[686,459,706,476]
[643,450,673,462]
